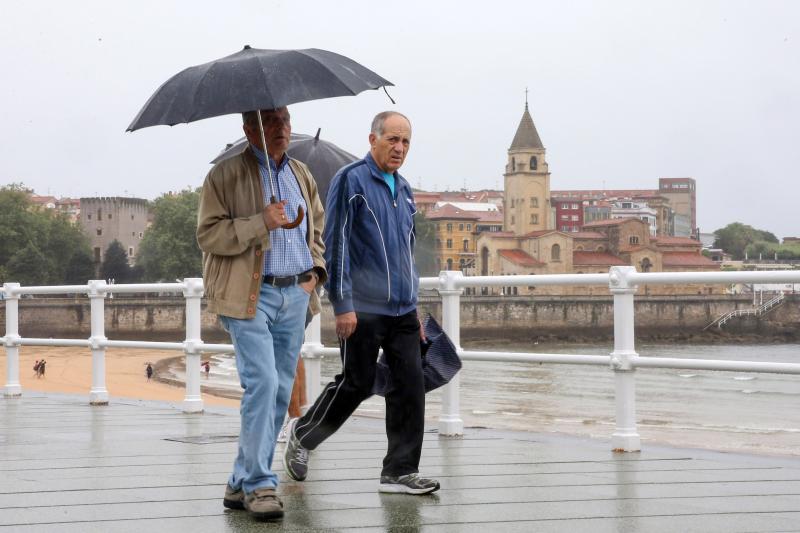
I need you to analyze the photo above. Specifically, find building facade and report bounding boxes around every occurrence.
[80,197,149,266]
[474,103,718,295]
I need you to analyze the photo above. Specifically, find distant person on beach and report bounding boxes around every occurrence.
[197,106,326,521]
[33,360,41,378]
[284,111,439,495]
[37,359,46,378]
[203,361,211,378]
[146,363,153,381]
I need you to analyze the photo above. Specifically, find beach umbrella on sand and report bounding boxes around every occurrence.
[211,129,358,204]
[127,45,392,227]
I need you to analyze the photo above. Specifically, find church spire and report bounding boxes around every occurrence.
[509,96,544,150]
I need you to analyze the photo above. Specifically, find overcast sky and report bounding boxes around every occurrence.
[1,1,797,238]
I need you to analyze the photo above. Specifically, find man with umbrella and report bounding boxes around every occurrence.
[197,106,326,520]
[284,111,440,495]
[129,45,392,520]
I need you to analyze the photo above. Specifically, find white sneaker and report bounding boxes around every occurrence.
[277,418,291,443]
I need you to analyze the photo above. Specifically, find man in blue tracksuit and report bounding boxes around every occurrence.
[284,111,440,495]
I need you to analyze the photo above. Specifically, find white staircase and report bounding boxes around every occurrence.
[703,293,786,330]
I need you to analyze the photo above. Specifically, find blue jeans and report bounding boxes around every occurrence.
[220,283,310,493]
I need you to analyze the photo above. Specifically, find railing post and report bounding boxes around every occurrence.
[3,283,22,397]
[302,312,324,410]
[182,278,204,413]
[87,280,109,405]
[608,266,641,452]
[437,270,464,436]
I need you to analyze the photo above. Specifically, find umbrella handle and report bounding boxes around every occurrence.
[270,196,305,229]
[282,205,305,229]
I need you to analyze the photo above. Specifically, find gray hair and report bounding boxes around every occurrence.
[242,108,289,128]
[370,111,411,136]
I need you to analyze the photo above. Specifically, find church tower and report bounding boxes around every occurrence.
[504,99,551,235]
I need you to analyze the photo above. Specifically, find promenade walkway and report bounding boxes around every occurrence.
[1,393,799,532]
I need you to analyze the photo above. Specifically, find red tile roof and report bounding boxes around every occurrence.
[523,230,557,238]
[581,218,636,228]
[571,231,607,240]
[572,251,628,266]
[661,252,719,267]
[477,211,504,223]
[551,189,658,200]
[498,249,544,267]
[652,236,701,246]
[425,204,481,221]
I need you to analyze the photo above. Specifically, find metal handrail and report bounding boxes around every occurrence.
[703,292,786,330]
[4,267,800,452]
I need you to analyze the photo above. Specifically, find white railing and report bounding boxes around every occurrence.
[3,267,800,452]
[705,292,786,329]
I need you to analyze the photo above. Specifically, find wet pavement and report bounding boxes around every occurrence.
[1,392,800,532]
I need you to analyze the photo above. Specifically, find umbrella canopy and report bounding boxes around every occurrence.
[127,46,392,131]
[211,129,357,204]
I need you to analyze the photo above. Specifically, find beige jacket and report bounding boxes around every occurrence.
[197,146,327,319]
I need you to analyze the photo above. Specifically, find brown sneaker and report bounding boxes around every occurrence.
[223,484,244,510]
[244,487,284,520]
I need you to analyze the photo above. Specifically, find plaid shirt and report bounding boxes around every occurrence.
[251,146,313,277]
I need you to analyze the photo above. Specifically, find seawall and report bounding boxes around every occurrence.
[2,294,797,343]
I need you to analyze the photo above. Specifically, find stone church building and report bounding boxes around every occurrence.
[475,103,720,295]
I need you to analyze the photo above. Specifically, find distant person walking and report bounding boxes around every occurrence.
[146,363,153,381]
[203,361,211,378]
[37,359,46,379]
[33,360,41,378]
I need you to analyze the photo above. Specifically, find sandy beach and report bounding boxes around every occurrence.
[0,346,240,408]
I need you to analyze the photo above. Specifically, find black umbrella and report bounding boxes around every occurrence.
[128,45,391,226]
[372,314,462,397]
[211,129,358,204]
[127,46,392,130]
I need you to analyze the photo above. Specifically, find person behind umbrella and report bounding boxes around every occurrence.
[284,111,439,495]
[197,106,326,520]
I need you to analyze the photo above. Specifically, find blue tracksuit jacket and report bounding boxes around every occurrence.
[323,152,418,317]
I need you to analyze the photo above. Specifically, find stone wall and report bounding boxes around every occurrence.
[2,294,796,342]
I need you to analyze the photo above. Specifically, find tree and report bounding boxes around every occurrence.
[0,184,94,286]
[713,222,778,260]
[136,188,203,281]
[414,213,438,277]
[100,240,133,283]
[64,248,96,285]
[5,242,49,286]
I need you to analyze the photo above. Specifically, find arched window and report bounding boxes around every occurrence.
[551,244,561,261]
[629,235,640,245]
[530,197,538,207]
[529,156,537,170]
[459,258,466,270]
[576,245,584,251]
[481,247,489,276]
[462,239,469,251]
[446,258,453,270]
[640,257,652,272]
[530,214,538,224]
[596,245,605,252]
[510,157,516,171]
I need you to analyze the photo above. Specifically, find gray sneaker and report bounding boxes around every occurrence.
[379,473,440,495]
[244,487,283,520]
[283,418,309,481]
[223,484,244,510]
